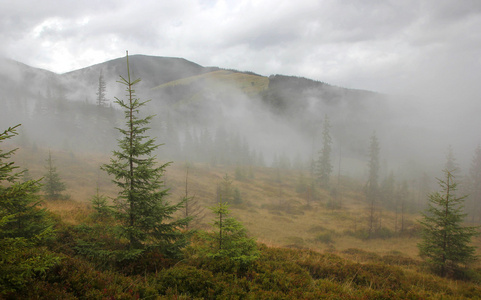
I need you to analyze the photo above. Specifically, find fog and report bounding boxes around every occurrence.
[2,53,479,189]
[1,0,480,188]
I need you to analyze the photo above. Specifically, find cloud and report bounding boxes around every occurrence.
[0,0,480,102]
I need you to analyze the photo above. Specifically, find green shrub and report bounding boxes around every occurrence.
[0,241,60,296]
[155,265,215,298]
[213,273,250,299]
[315,232,334,244]
[39,256,157,299]
[252,260,313,295]
[119,249,178,275]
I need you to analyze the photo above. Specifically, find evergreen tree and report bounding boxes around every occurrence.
[366,132,380,238]
[467,145,481,222]
[96,70,108,106]
[93,69,116,151]
[216,173,234,203]
[445,145,459,174]
[89,186,113,222]
[202,201,259,268]
[101,51,189,259]
[182,165,204,230]
[317,115,333,188]
[43,150,66,200]
[418,170,478,277]
[0,125,58,293]
[380,171,395,209]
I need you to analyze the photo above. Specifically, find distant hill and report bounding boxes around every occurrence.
[0,54,440,179]
[61,55,220,90]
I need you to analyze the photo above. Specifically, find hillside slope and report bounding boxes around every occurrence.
[0,54,446,181]
[13,146,432,258]
[6,145,481,299]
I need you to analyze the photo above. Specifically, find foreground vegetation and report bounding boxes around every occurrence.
[1,143,480,299]
[4,230,481,299]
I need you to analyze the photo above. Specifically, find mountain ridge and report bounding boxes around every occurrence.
[1,53,443,179]
[1,54,378,95]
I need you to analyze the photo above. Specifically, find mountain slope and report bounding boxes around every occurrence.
[61,54,219,89]
[0,54,436,179]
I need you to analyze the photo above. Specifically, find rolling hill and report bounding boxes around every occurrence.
[0,54,452,179]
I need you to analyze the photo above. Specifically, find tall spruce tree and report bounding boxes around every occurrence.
[96,70,107,106]
[43,150,66,200]
[418,170,478,277]
[317,115,333,188]
[101,51,189,259]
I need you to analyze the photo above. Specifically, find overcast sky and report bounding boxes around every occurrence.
[1,0,481,97]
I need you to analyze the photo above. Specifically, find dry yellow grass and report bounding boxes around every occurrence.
[11,146,481,264]
[153,70,269,96]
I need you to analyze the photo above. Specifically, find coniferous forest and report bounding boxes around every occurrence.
[1,52,481,299]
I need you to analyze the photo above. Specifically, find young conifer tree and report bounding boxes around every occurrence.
[43,150,66,200]
[418,170,478,277]
[204,200,259,268]
[101,51,189,258]
[89,185,112,222]
[0,125,58,293]
[1,125,53,238]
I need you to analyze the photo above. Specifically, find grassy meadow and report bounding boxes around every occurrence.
[14,145,481,260]
[6,144,481,299]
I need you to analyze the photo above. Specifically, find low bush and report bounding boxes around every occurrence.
[154,265,216,298]
[20,256,157,299]
[298,251,405,290]
[315,232,334,244]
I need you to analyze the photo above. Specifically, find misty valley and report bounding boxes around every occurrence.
[1,54,481,299]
